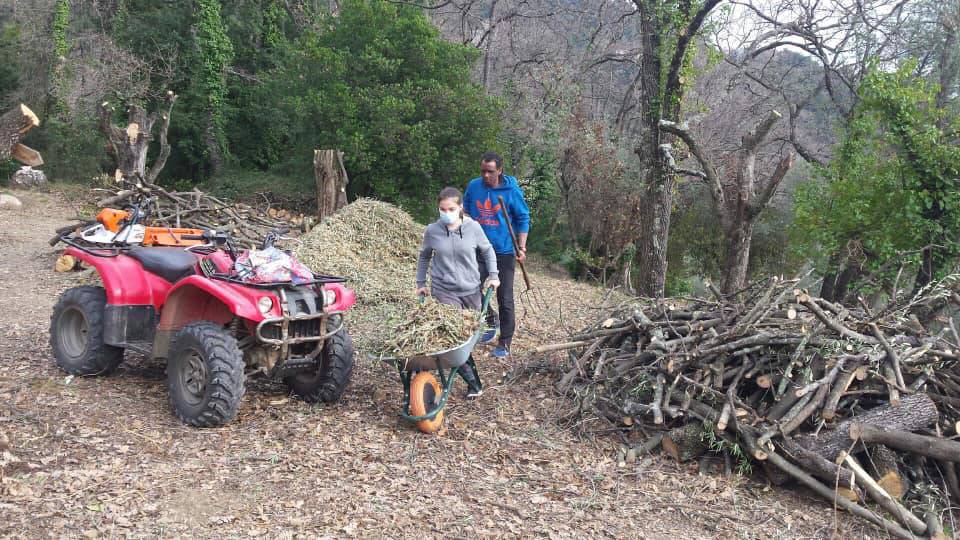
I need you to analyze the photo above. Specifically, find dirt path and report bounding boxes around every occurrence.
[0,189,872,539]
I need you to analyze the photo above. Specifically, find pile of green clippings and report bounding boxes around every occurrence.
[377,297,481,357]
[295,199,482,356]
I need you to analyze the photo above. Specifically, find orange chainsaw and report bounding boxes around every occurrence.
[90,208,205,247]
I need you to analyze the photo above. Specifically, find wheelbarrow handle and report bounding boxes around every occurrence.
[480,285,495,318]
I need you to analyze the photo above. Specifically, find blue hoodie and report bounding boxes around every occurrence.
[463,174,531,255]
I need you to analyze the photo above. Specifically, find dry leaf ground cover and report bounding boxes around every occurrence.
[0,189,878,538]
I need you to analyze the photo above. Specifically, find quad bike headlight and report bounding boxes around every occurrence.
[323,289,337,307]
[257,296,274,315]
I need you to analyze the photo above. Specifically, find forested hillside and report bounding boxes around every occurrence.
[2,0,959,302]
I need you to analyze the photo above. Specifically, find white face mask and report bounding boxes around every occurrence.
[438,208,460,225]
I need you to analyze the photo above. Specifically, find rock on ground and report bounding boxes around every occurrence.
[0,193,22,208]
[10,167,47,189]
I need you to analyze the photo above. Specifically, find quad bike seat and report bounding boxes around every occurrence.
[127,247,198,283]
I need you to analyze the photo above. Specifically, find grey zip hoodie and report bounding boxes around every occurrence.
[416,216,498,295]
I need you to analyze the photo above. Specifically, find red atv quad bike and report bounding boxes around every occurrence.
[50,205,356,427]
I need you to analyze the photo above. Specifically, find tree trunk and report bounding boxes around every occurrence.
[869,445,905,500]
[633,2,669,298]
[833,263,861,303]
[912,243,946,297]
[636,163,672,297]
[314,149,349,220]
[101,104,154,181]
[820,272,838,302]
[0,104,40,161]
[794,393,939,461]
[720,221,754,295]
[205,116,224,176]
[98,94,176,184]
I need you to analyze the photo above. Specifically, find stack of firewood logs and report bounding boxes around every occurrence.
[539,275,960,539]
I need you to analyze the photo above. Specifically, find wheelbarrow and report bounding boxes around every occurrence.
[380,287,494,433]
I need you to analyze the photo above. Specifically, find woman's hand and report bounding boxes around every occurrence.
[516,246,527,262]
[483,277,500,290]
[416,287,429,297]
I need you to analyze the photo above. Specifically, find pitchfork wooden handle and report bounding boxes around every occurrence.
[497,195,532,291]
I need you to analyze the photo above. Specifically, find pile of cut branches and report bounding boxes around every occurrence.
[540,275,960,538]
[54,181,304,247]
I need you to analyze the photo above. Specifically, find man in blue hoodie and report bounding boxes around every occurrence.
[464,151,531,358]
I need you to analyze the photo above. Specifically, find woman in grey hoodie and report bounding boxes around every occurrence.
[416,187,499,397]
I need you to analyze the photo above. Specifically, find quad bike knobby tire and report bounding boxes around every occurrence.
[167,322,245,427]
[284,319,354,403]
[409,371,444,434]
[50,286,124,375]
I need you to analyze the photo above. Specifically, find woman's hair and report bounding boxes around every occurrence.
[438,186,462,204]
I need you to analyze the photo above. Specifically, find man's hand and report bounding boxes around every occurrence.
[483,277,500,290]
[516,246,527,263]
[416,287,429,297]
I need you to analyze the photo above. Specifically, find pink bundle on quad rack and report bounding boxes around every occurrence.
[233,247,315,284]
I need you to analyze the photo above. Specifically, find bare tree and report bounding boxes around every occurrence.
[660,111,794,294]
[726,0,960,300]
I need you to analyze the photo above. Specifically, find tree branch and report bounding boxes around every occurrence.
[146,91,178,183]
[659,119,723,208]
[663,0,723,115]
[659,144,707,180]
[749,152,794,218]
[97,101,122,164]
[742,109,782,152]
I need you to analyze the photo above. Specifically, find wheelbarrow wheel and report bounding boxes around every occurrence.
[409,371,444,434]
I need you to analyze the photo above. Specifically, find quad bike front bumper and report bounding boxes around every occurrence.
[253,287,346,378]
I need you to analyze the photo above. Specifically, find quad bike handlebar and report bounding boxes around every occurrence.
[260,227,291,250]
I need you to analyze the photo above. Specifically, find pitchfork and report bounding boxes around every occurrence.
[498,195,546,313]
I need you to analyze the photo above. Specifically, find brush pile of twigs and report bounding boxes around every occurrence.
[539,275,960,538]
[375,298,481,357]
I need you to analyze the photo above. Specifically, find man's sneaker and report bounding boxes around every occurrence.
[492,346,510,358]
[480,327,498,344]
[466,385,484,399]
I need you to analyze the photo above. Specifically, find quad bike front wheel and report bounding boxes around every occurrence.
[284,320,355,403]
[408,371,444,434]
[167,322,245,427]
[50,286,124,375]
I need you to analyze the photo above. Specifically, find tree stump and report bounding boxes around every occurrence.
[314,149,349,220]
[98,92,177,184]
[11,167,47,188]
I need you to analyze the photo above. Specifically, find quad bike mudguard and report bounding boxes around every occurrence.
[152,276,283,359]
[322,282,356,314]
[64,246,172,308]
[159,276,280,328]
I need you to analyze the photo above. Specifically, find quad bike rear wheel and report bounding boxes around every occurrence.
[409,371,444,434]
[284,318,355,403]
[167,322,245,427]
[50,286,124,375]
